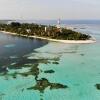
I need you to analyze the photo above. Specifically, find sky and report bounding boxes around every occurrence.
[0,0,100,20]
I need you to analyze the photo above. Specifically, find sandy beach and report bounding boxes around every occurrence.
[0,31,96,44]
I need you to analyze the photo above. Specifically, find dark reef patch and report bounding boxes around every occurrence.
[52,62,59,65]
[95,84,100,90]
[19,64,39,80]
[44,70,55,73]
[1,56,61,82]
[81,62,85,65]
[27,78,68,93]
[80,54,85,56]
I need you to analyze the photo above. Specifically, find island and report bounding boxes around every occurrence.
[0,22,96,43]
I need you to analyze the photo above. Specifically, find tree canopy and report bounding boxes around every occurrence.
[0,22,91,40]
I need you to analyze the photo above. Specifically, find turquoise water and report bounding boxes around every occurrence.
[0,25,100,100]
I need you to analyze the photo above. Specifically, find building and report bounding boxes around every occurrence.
[26,29,31,33]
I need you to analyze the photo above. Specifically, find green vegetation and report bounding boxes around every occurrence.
[0,22,91,40]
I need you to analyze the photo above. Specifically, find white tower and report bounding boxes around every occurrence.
[57,19,61,29]
[57,18,60,25]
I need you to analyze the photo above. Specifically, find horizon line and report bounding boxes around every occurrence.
[0,19,100,21]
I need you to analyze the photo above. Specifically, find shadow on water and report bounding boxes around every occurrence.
[0,32,48,67]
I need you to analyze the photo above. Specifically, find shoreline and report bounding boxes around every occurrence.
[0,31,96,44]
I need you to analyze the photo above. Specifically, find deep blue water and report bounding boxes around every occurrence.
[0,32,48,69]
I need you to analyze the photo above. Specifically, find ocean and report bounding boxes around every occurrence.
[0,20,100,100]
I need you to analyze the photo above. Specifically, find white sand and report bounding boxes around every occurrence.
[0,31,96,44]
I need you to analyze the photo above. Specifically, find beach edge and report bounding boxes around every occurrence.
[0,31,96,44]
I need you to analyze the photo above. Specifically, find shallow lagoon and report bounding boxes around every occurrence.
[0,25,100,100]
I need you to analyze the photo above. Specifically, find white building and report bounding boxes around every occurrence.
[26,29,31,33]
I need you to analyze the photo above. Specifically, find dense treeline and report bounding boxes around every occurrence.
[0,22,91,40]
